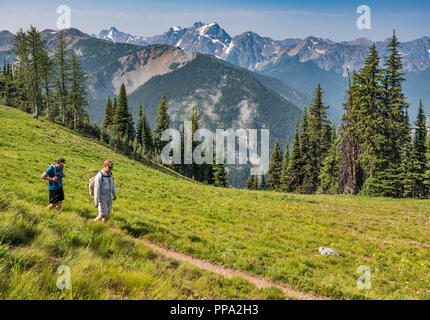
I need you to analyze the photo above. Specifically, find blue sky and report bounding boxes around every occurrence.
[0,0,429,41]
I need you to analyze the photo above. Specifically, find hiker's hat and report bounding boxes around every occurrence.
[56,157,66,164]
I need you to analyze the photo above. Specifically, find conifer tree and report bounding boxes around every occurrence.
[425,122,430,195]
[11,27,46,118]
[103,97,113,130]
[154,93,170,155]
[399,113,415,198]
[307,84,332,192]
[267,139,283,191]
[136,103,143,144]
[260,175,267,190]
[136,103,153,156]
[40,47,52,118]
[246,174,256,190]
[113,97,118,116]
[280,141,290,191]
[412,100,427,197]
[254,175,260,190]
[115,83,133,140]
[299,107,313,193]
[376,30,410,197]
[191,108,201,181]
[383,30,409,151]
[286,121,302,192]
[69,52,88,129]
[213,162,227,187]
[339,67,366,195]
[0,62,17,107]
[54,31,70,125]
[356,45,385,176]
[319,126,341,194]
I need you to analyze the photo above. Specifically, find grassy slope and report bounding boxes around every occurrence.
[0,106,284,300]
[1,106,429,299]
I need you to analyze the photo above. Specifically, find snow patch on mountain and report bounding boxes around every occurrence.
[225,41,235,55]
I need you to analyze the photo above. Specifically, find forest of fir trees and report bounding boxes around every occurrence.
[101,86,228,188]
[0,26,94,134]
[252,31,429,199]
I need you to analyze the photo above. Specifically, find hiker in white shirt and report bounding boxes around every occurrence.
[93,160,117,223]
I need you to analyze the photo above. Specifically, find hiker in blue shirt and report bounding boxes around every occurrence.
[41,157,66,211]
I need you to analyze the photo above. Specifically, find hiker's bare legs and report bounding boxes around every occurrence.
[92,214,103,222]
[101,215,109,224]
[47,201,61,210]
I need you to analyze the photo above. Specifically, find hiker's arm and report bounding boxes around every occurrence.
[112,178,117,200]
[41,172,57,181]
[94,174,101,207]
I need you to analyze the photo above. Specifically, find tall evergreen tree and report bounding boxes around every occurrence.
[260,175,267,190]
[246,174,256,190]
[383,30,409,152]
[0,62,17,107]
[286,121,302,192]
[154,93,170,155]
[339,69,365,195]
[425,119,430,195]
[377,30,410,197]
[115,83,133,140]
[267,139,283,191]
[399,112,415,197]
[69,52,88,129]
[190,108,205,181]
[53,31,70,125]
[213,162,227,187]
[11,27,46,118]
[412,100,427,197]
[103,97,114,130]
[40,46,53,118]
[356,45,386,177]
[319,125,341,194]
[136,103,153,156]
[342,44,395,196]
[280,141,290,191]
[307,84,332,192]
[298,107,314,193]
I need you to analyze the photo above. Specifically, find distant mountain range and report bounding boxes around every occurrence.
[92,23,430,121]
[95,23,430,73]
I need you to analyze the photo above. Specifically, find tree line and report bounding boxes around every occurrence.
[101,85,228,187]
[0,26,91,133]
[258,31,428,198]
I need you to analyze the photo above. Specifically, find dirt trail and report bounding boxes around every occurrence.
[140,239,330,300]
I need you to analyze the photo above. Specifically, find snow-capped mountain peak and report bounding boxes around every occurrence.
[171,26,182,32]
[97,26,147,46]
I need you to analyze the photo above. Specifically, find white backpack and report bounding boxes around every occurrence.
[88,171,112,195]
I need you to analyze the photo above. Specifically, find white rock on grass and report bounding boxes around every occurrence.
[319,247,339,256]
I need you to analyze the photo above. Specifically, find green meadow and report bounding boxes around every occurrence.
[0,105,429,300]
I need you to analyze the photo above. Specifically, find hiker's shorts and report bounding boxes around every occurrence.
[98,199,112,217]
[49,188,64,204]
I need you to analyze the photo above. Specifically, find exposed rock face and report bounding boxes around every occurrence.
[109,46,196,94]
